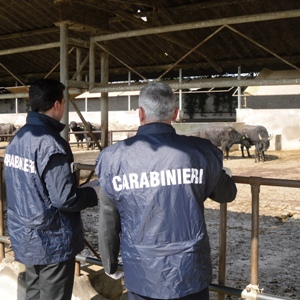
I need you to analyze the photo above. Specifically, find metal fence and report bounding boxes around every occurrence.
[0,157,299,300]
[0,129,137,150]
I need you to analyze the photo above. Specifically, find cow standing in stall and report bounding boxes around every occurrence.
[201,126,251,160]
[240,125,272,162]
[0,123,16,141]
[84,122,101,150]
[69,121,85,148]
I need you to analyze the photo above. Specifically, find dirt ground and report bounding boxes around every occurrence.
[206,149,300,299]
[1,143,300,299]
[73,147,300,300]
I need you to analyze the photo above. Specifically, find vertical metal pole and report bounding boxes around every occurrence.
[85,74,88,112]
[89,39,95,91]
[101,45,109,148]
[0,160,4,262]
[15,81,18,114]
[76,48,83,122]
[108,130,113,146]
[179,68,182,110]
[76,48,82,82]
[250,178,260,285]
[75,261,81,276]
[237,66,241,110]
[218,202,227,300]
[60,22,69,141]
[15,97,18,114]
[128,71,131,111]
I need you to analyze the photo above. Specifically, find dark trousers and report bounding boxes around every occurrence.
[127,288,209,300]
[25,257,76,300]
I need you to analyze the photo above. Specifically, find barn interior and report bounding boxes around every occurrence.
[0,0,299,148]
[0,1,300,299]
[1,0,300,85]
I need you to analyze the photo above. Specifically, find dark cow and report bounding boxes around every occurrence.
[201,126,251,160]
[69,121,85,148]
[240,125,272,162]
[0,123,16,141]
[84,122,101,150]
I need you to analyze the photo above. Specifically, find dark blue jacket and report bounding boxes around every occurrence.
[4,112,97,265]
[96,123,236,299]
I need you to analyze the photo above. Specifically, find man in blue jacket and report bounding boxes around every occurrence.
[4,79,99,300]
[95,82,237,300]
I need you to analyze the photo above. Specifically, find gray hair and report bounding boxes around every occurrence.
[138,82,176,122]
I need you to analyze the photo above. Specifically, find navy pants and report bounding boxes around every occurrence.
[25,257,75,300]
[127,288,209,300]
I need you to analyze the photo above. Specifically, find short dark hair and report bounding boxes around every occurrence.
[29,79,65,112]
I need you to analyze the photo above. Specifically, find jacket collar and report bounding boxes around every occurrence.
[26,111,65,133]
[137,122,176,135]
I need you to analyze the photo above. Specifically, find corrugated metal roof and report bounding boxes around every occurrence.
[0,0,299,88]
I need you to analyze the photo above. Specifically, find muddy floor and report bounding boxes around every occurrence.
[206,149,300,299]
[1,143,300,299]
[73,147,300,300]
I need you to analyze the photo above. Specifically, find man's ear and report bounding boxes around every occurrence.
[139,107,146,125]
[171,107,179,122]
[53,100,60,110]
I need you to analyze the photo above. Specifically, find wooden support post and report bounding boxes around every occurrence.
[60,22,69,141]
[100,45,109,148]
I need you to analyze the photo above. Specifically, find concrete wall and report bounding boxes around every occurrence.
[0,111,239,133]
[0,113,27,127]
[236,108,300,151]
[0,96,139,114]
[1,108,300,151]
[69,96,139,112]
[172,121,244,136]
[0,98,29,113]
[0,111,140,129]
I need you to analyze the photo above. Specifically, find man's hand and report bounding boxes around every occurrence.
[223,167,232,177]
[105,271,124,280]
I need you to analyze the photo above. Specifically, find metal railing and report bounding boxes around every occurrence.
[0,129,137,150]
[0,157,299,299]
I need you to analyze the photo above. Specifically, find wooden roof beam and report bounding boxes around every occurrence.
[92,10,300,42]
[2,77,299,100]
[88,77,300,93]
[0,27,59,41]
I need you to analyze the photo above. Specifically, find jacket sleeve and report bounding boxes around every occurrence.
[98,188,121,275]
[209,170,237,203]
[43,153,98,211]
